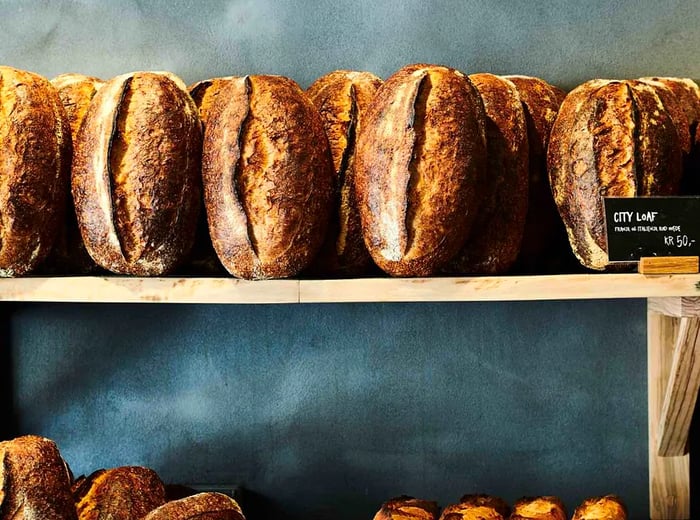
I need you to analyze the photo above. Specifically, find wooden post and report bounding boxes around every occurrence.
[647,297,700,520]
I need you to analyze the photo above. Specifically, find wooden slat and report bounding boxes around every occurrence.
[300,273,700,303]
[658,317,700,456]
[648,308,690,520]
[649,297,700,317]
[639,257,699,274]
[0,277,300,304]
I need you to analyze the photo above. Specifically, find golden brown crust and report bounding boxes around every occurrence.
[640,77,700,141]
[306,70,382,275]
[510,496,566,520]
[188,77,235,127]
[202,75,334,279]
[72,71,203,275]
[635,78,691,153]
[355,63,487,276]
[459,494,510,518]
[0,435,77,520]
[504,75,574,273]
[373,496,439,520]
[448,73,528,274]
[143,492,244,520]
[440,503,503,520]
[74,466,165,520]
[571,495,626,520]
[0,66,71,276]
[47,73,105,274]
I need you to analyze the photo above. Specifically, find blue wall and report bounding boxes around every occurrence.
[3,1,699,518]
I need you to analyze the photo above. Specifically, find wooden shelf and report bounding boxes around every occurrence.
[0,272,697,303]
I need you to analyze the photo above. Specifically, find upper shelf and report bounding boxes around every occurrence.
[0,272,697,304]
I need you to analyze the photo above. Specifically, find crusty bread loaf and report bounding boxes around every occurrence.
[373,496,439,520]
[0,66,71,276]
[143,492,245,520]
[202,75,334,279]
[459,494,510,519]
[0,435,77,520]
[447,73,528,274]
[441,503,503,520]
[306,69,383,276]
[571,495,626,520]
[510,496,566,520]
[504,75,577,274]
[73,466,166,520]
[47,73,105,274]
[355,63,487,276]
[72,71,203,275]
[547,79,682,270]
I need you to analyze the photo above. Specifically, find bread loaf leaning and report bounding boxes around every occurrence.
[355,63,487,276]
[72,71,203,275]
[373,496,439,520]
[73,466,166,520]
[572,495,626,520]
[202,75,334,279]
[447,73,528,274]
[0,66,71,276]
[306,70,383,276]
[143,492,245,520]
[547,79,682,270]
[0,435,77,520]
[189,77,234,125]
[47,73,105,274]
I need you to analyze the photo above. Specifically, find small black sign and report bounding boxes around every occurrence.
[604,197,700,261]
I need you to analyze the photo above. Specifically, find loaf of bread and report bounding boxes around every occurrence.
[202,75,334,279]
[459,494,510,518]
[0,435,77,520]
[571,495,626,520]
[143,492,245,520]
[305,70,383,276]
[72,71,203,275]
[504,75,577,274]
[510,496,566,520]
[73,466,166,520]
[547,79,682,270]
[373,496,439,520]
[45,73,105,274]
[355,63,487,276]
[0,66,71,277]
[447,73,528,274]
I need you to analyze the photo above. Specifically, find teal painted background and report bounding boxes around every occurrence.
[2,1,700,519]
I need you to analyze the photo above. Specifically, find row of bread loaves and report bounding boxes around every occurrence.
[0,435,245,519]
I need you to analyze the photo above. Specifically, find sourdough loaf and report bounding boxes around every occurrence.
[355,63,487,276]
[373,496,439,520]
[572,495,626,520]
[202,75,334,279]
[72,71,203,275]
[510,496,567,520]
[0,66,71,276]
[306,69,383,276]
[143,492,245,520]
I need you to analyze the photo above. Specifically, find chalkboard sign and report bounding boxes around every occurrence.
[604,196,700,261]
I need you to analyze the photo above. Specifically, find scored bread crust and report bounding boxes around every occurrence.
[355,63,487,276]
[510,496,567,520]
[306,69,383,275]
[547,79,682,270]
[571,495,626,520]
[0,435,77,520]
[72,71,202,275]
[73,466,166,520]
[459,494,510,519]
[447,73,528,274]
[202,75,334,279]
[143,492,245,520]
[0,66,71,277]
[373,496,439,520]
